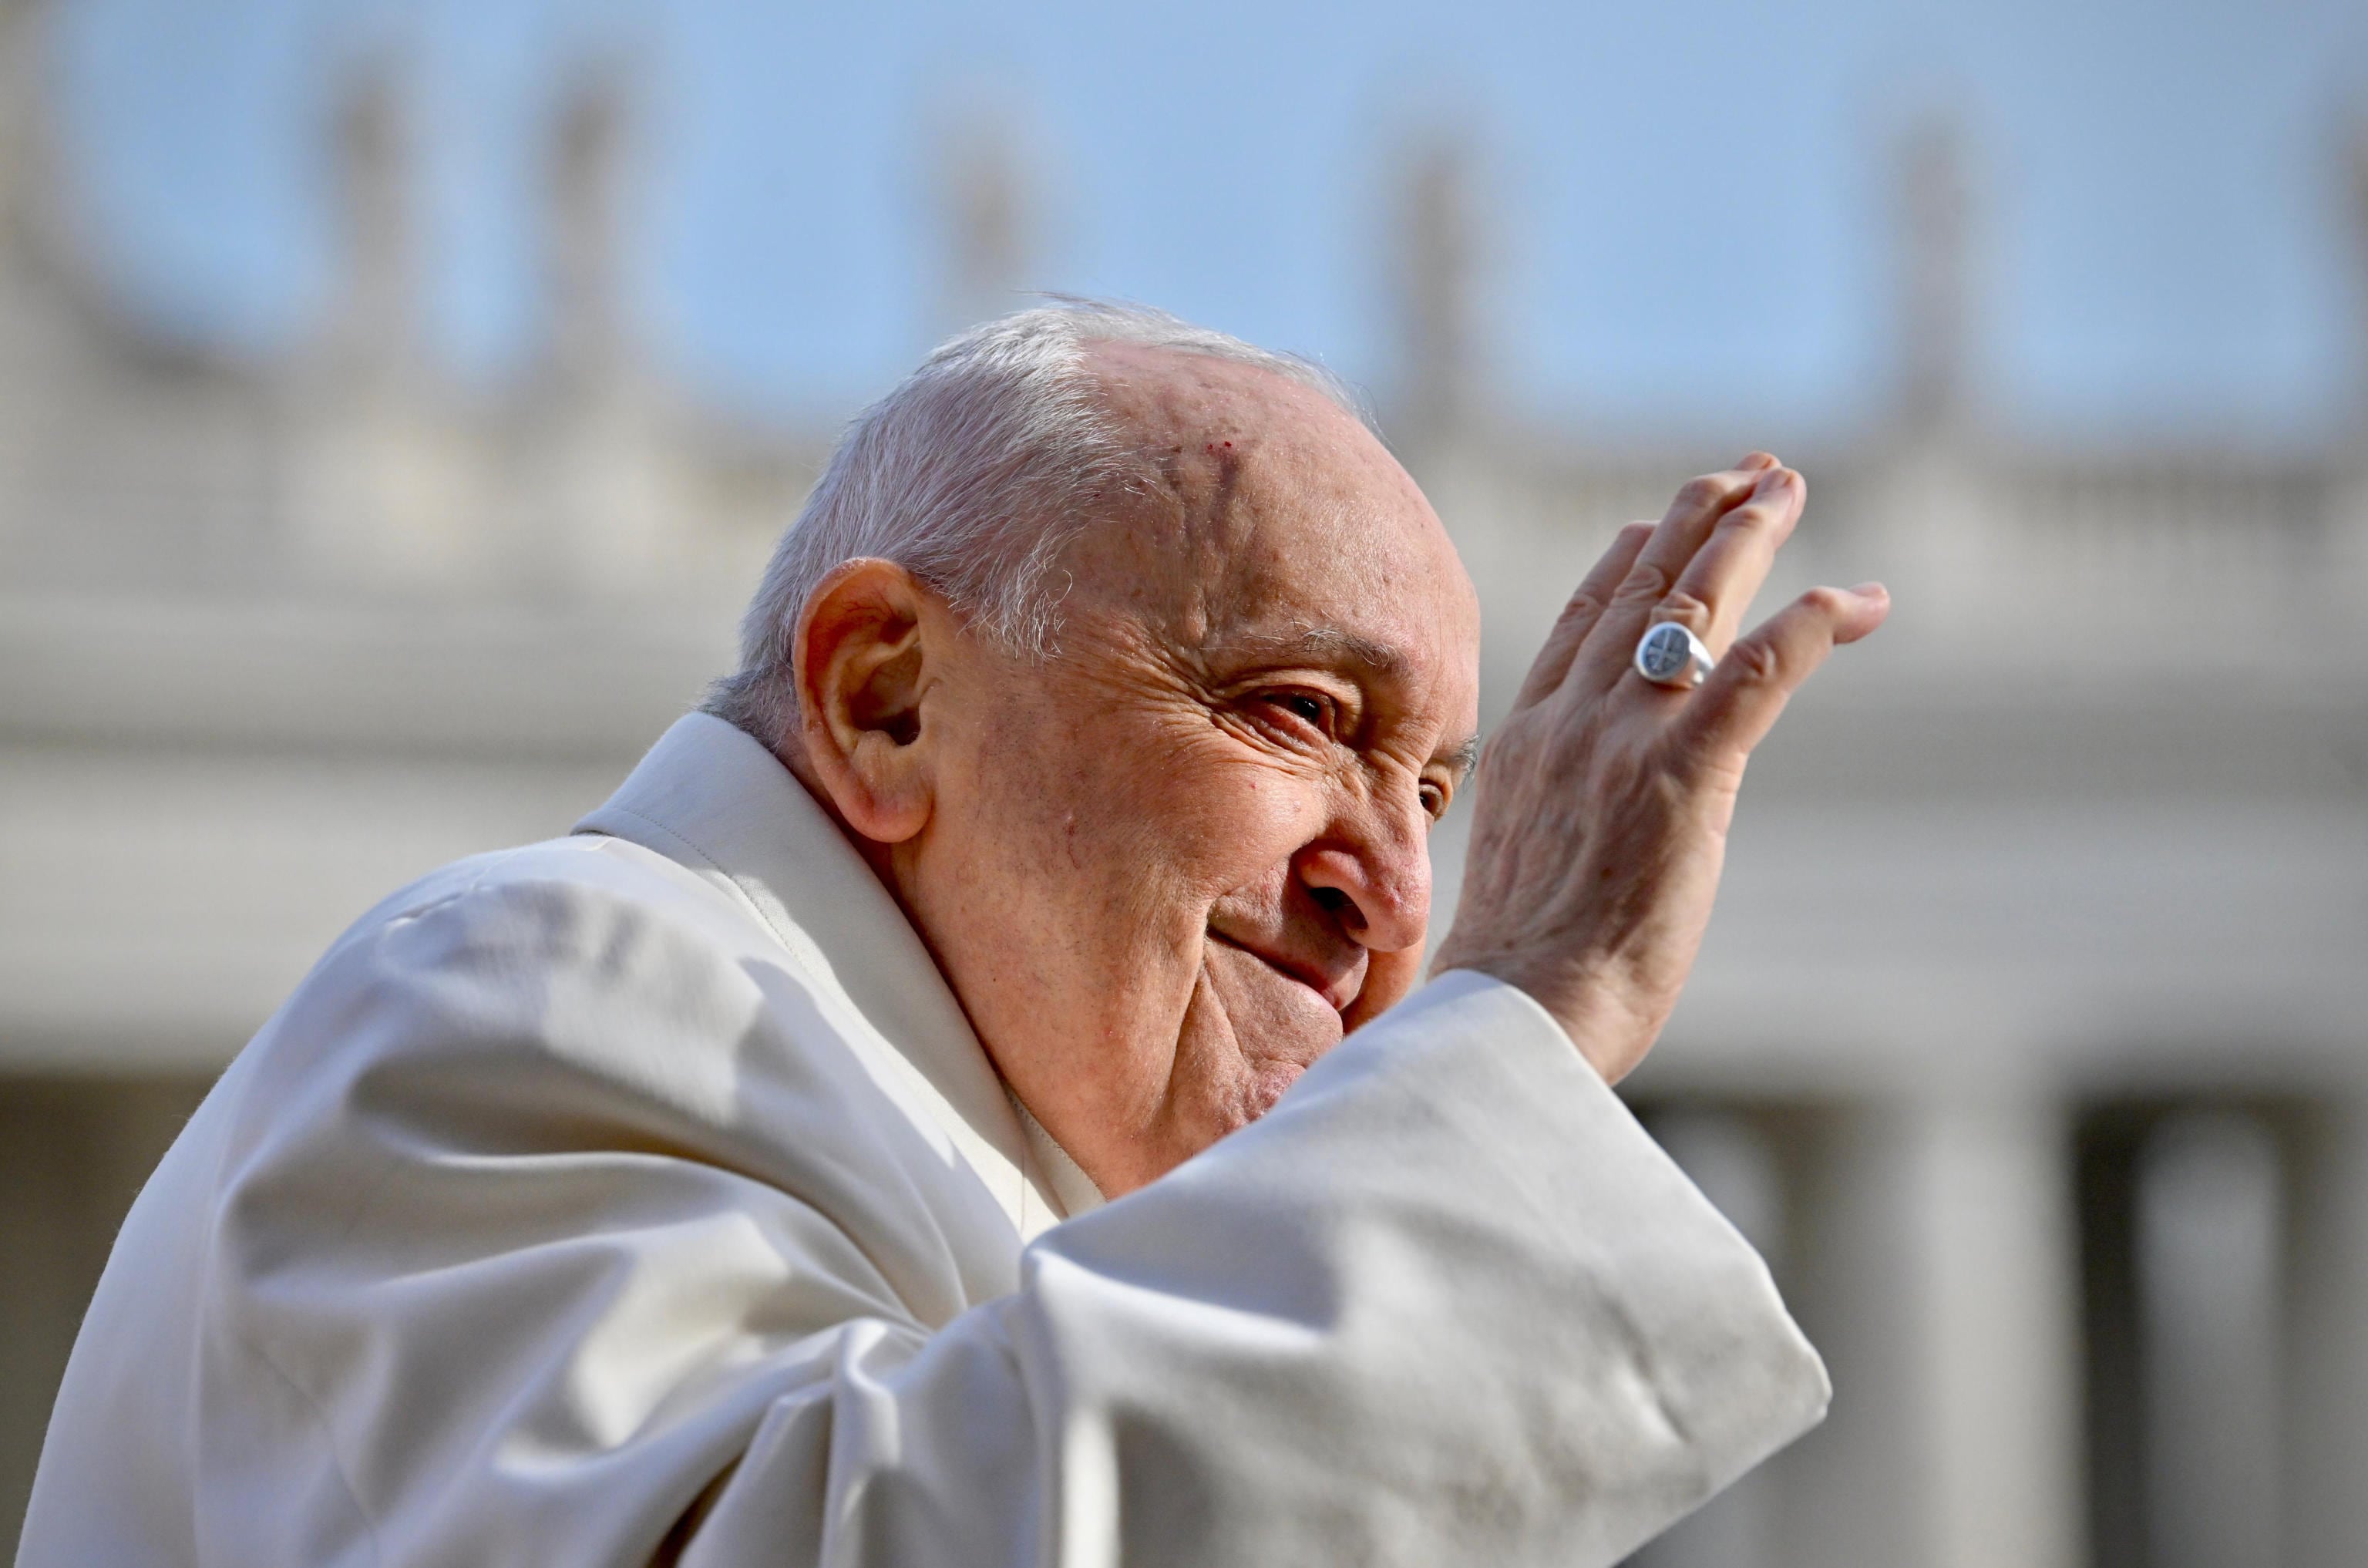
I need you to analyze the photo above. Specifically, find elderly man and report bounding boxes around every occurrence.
[22,301,1885,1566]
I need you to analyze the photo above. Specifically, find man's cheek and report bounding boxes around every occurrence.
[1120,762,1307,881]
[1193,760,1333,863]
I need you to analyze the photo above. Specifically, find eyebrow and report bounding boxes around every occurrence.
[1216,625,1408,676]
[1445,734,1481,776]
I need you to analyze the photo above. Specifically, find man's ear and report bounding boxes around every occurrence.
[792,558,940,846]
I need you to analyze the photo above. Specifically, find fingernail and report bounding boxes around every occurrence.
[1738,451,1778,471]
[1850,580,1889,598]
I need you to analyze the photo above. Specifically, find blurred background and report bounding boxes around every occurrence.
[2,0,2365,1563]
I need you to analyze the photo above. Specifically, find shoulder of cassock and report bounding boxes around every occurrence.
[19,713,1830,1568]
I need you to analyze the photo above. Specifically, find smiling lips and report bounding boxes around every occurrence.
[1206,929,1362,1013]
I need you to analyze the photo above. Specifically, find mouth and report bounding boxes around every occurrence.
[1204,929,1358,1014]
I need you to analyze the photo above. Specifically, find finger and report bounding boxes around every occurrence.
[1568,454,1784,695]
[1677,582,1890,762]
[1513,521,1653,709]
[1657,466,1806,658]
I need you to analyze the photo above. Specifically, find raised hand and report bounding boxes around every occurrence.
[1431,453,1888,1083]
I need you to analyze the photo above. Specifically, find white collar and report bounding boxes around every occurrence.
[574,712,1102,1233]
[1012,1094,1108,1219]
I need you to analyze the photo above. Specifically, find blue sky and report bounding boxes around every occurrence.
[45,0,2368,439]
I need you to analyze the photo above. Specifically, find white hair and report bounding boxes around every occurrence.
[703,298,1373,748]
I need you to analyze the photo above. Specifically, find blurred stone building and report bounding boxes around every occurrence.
[1,3,2363,1563]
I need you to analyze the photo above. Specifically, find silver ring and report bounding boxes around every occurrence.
[1634,621,1714,688]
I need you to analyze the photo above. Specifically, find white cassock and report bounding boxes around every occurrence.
[21,713,1827,1568]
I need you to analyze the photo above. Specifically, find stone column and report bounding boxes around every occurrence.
[2135,1112,2284,1568]
[0,1073,214,1559]
[1630,1107,1791,1568]
[1778,1091,2084,1568]
[2286,1099,2368,1568]
[1914,1092,2085,1568]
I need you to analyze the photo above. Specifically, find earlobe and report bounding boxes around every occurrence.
[792,559,938,846]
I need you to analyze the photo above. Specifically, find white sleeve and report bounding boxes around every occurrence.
[686,971,1828,1568]
[198,873,1823,1568]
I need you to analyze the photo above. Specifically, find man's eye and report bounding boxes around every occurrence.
[1260,696,1335,739]
[1250,696,1344,748]
[1260,692,1334,735]
[1420,783,1448,819]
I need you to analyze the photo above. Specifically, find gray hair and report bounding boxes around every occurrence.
[703,298,1372,749]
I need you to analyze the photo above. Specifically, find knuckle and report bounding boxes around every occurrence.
[1723,496,1788,531]
[1613,561,1674,605]
[1799,584,1850,617]
[1556,587,1606,624]
[1653,588,1712,628]
[1724,633,1786,686]
[1673,475,1729,512]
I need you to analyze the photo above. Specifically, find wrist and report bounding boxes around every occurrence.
[1431,951,1667,1084]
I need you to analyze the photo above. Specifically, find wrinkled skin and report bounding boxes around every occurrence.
[1430,459,1888,1081]
[786,344,1885,1197]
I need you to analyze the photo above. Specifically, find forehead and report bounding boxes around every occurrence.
[1068,343,1480,709]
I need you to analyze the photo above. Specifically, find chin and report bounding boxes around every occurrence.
[1241,1056,1312,1122]
[1131,1022,1332,1190]
[1179,1057,1307,1160]
[1193,942,1346,1132]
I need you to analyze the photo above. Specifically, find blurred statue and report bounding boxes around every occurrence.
[520,57,679,596]
[1895,114,1975,431]
[321,55,420,392]
[543,59,637,391]
[935,102,1034,334]
[288,51,491,587]
[2346,116,2368,424]
[1392,130,1482,442]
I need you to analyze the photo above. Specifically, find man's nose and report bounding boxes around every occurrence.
[1295,799,1432,954]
